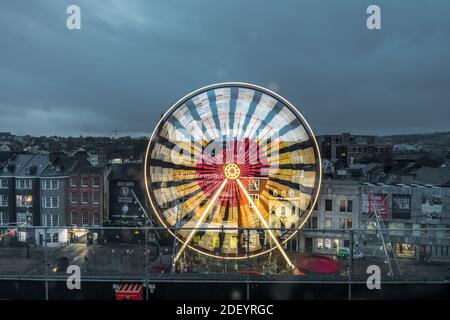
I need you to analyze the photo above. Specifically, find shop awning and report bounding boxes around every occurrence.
[115,283,144,300]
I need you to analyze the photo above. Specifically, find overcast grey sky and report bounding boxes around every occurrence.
[1,0,449,137]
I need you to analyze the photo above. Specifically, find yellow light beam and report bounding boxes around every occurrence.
[236,178,295,270]
[174,178,228,262]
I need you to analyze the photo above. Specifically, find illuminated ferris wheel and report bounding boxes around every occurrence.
[144,83,321,269]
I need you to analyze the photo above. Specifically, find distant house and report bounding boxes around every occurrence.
[67,150,108,244]
[36,154,78,247]
[0,154,51,242]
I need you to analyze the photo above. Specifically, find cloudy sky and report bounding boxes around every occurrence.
[1,0,449,137]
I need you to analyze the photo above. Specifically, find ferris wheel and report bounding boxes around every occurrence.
[144,83,321,270]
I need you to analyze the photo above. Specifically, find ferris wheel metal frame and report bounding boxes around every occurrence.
[144,82,322,268]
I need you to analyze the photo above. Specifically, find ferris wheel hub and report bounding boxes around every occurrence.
[224,163,240,180]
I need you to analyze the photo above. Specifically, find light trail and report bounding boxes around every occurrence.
[174,178,228,262]
[236,178,296,271]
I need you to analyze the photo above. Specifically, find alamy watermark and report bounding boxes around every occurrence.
[66,4,81,30]
[366,265,381,290]
[66,265,81,290]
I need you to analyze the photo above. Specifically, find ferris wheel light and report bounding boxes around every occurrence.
[236,178,295,270]
[174,178,228,262]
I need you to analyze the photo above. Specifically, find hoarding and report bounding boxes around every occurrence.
[392,194,411,219]
[109,180,143,223]
[421,195,442,221]
[362,193,388,219]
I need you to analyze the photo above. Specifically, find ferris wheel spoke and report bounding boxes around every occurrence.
[174,178,228,262]
[236,178,295,270]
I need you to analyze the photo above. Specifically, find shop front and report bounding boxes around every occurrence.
[396,243,416,258]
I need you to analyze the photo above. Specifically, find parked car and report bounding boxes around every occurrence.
[336,247,365,260]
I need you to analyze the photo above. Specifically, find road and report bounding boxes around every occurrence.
[1,244,449,282]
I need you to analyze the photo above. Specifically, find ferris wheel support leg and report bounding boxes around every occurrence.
[236,179,299,273]
[174,179,229,263]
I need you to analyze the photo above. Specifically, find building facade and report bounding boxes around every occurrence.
[36,155,77,246]
[359,183,450,261]
[67,156,106,229]
[299,179,360,255]
[317,133,393,164]
[107,162,146,226]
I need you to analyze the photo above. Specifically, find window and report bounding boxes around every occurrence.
[81,177,88,187]
[291,205,296,216]
[317,238,324,249]
[248,194,259,208]
[324,217,332,229]
[51,180,59,190]
[325,199,333,212]
[41,214,57,226]
[93,192,100,204]
[71,211,78,225]
[339,200,346,212]
[70,192,77,204]
[0,179,7,189]
[311,217,318,229]
[347,200,353,213]
[280,206,286,216]
[42,197,59,208]
[325,238,332,249]
[82,212,89,226]
[249,179,260,191]
[52,214,59,227]
[42,180,50,190]
[346,218,353,229]
[51,197,59,208]
[0,195,7,206]
[16,195,32,207]
[332,239,339,249]
[52,232,59,243]
[339,199,353,213]
[0,212,8,225]
[340,217,353,229]
[16,179,32,190]
[70,176,77,187]
[93,177,100,188]
[42,180,58,190]
[82,192,88,204]
[93,212,100,226]
[43,197,50,208]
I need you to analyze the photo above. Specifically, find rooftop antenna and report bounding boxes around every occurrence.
[112,129,121,138]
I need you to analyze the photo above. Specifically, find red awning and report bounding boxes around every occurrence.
[115,283,144,300]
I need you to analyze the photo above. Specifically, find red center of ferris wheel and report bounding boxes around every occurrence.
[194,139,269,206]
[224,163,240,180]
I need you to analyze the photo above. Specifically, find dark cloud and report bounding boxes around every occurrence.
[1,0,449,136]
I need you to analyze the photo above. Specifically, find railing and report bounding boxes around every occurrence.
[0,226,449,299]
